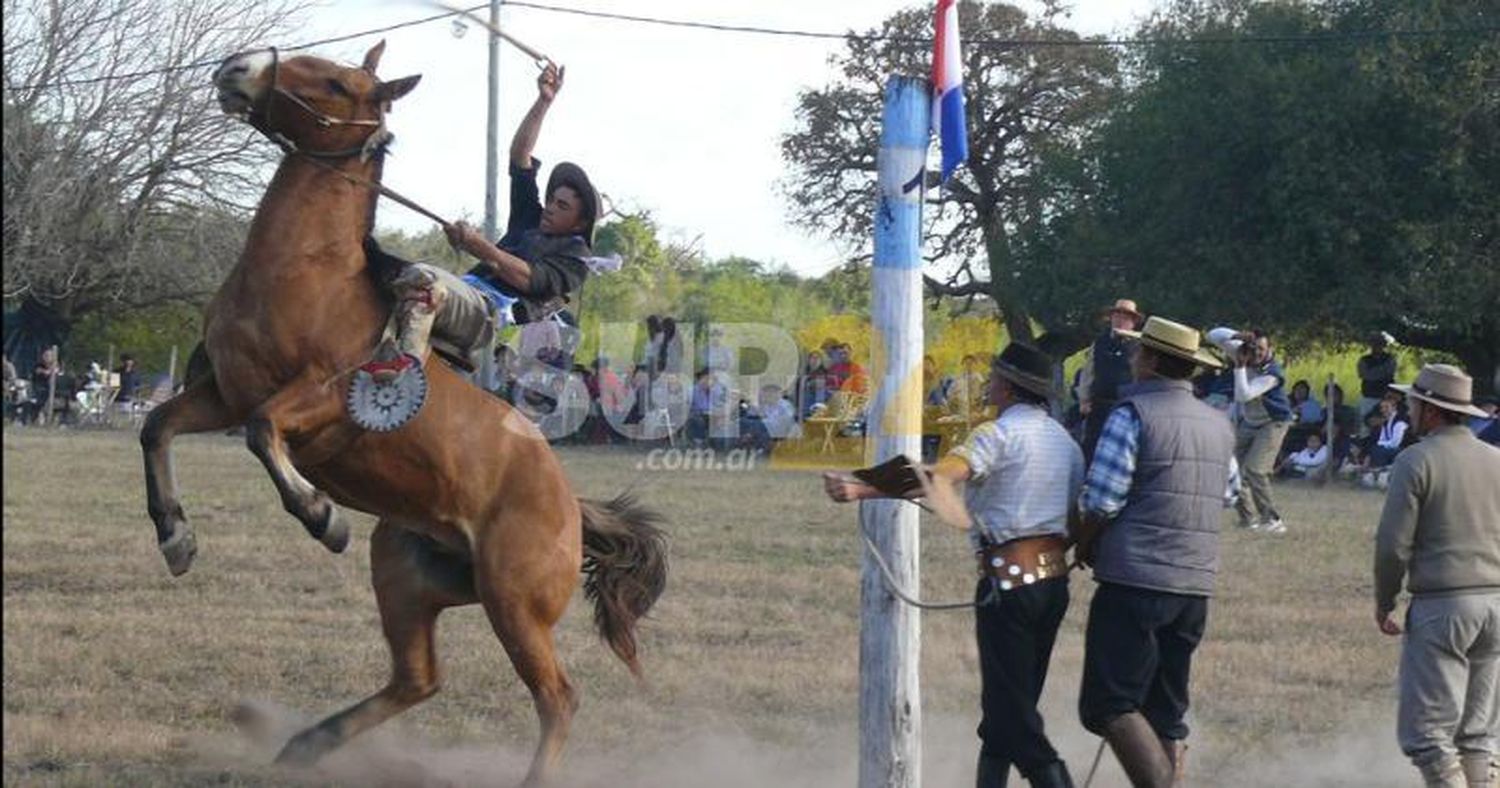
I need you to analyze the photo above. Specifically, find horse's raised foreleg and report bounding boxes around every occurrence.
[141,377,238,575]
[244,378,351,553]
[276,521,475,766]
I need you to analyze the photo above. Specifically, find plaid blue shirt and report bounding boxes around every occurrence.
[1080,405,1239,517]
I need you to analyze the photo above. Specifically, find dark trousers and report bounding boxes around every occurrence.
[1079,582,1207,741]
[975,576,1070,779]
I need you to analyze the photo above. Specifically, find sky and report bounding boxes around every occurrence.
[295,0,1160,277]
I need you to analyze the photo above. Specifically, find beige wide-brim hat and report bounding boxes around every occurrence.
[1390,364,1487,418]
[1115,316,1224,370]
[1105,298,1143,319]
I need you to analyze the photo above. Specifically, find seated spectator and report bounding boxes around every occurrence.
[1288,379,1324,424]
[1277,432,1330,480]
[685,368,728,448]
[1365,396,1410,468]
[738,384,799,452]
[827,342,869,396]
[923,354,953,408]
[798,349,833,417]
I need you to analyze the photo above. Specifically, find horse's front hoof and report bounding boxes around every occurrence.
[318,507,350,554]
[159,528,198,576]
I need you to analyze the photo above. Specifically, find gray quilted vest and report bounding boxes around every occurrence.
[1093,378,1235,597]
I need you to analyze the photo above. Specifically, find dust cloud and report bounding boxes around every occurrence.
[213,699,1410,787]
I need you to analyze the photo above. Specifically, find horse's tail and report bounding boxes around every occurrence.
[578,493,668,679]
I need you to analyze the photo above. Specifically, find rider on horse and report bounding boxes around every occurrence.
[367,61,597,382]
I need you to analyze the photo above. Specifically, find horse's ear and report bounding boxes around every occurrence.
[361,40,387,74]
[377,75,422,105]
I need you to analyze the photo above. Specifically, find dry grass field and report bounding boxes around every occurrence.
[4,427,1410,787]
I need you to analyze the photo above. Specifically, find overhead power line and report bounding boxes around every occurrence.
[6,0,1498,92]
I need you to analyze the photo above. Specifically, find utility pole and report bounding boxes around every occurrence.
[859,74,928,788]
[483,0,502,239]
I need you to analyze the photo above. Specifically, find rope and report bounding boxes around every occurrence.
[857,501,990,611]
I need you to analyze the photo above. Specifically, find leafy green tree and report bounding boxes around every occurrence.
[781,0,1120,345]
[1067,0,1499,389]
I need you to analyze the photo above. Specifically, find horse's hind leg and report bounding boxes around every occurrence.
[276,521,476,766]
[476,542,580,786]
[140,377,238,575]
[244,377,351,553]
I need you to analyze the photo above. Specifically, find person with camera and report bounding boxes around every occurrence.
[1207,326,1293,534]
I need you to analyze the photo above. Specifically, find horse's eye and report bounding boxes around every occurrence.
[326,79,349,97]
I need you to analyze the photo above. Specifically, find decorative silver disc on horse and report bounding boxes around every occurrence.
[347,364,427,432]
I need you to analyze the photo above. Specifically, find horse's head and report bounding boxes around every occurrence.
[213,41,420,158]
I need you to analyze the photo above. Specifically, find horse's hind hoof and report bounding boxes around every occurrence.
[318,507,350,554]
[159,528,198,576]
[274,728,335,767]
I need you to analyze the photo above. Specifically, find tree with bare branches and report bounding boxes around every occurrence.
[2,0,303,345]
[781,0,1119,346]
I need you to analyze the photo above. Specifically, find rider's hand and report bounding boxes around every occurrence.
[444,221,481,254]
[537,62,564,102]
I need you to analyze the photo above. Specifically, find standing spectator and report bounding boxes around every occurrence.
[824,342,1086,788]
[1079,298,1145,462]
[1358,331,1399,430]
[1208,327,1294,534]
[659,317,683,377]
[1074,317,1237,788]
[641,315,663,375]
[704,325,736,380]
[114,355,141,407]
[1372,364,1500,788]
[31,346,62,425]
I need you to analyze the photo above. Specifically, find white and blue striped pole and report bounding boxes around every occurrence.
[859,75,929,788]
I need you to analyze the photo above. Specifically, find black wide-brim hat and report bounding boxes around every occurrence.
[991,342,1055,398]
[546,162,599,246]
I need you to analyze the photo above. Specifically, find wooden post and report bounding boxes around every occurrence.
[860,75,928,788]
[167,345,178,391]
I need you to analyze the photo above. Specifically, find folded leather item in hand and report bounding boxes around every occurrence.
[851,454,927,499]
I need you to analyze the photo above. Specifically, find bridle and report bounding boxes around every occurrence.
[248,47,390,161]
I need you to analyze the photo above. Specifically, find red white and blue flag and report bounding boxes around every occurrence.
[932,0,968,183]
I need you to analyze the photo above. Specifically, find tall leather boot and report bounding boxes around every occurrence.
[1101,712,1172,788]
[1160,737,1187,787]
[1026,759,1076,788]
[1462,753,1497,788]
[976,753,1010,788]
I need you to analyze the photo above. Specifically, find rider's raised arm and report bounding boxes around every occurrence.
[510,62,562,170]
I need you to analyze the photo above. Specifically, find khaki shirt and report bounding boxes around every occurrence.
[1374,425,1500,613]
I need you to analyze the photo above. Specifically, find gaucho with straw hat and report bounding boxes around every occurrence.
[1074,315,1233,788]
[1373,363,1500,788]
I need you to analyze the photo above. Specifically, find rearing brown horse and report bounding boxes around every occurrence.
[139,42,667,785]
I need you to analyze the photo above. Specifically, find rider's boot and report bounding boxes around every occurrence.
[366,266,445,384]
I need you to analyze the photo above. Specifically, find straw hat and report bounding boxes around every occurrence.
[990,342,1055,398]
[1105,298,1143,320]
[1115,316,1224,370]
[1390,364,1487,418]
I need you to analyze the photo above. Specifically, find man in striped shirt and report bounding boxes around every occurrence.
[1073,317,1237,788]
[824,342,1084,788]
